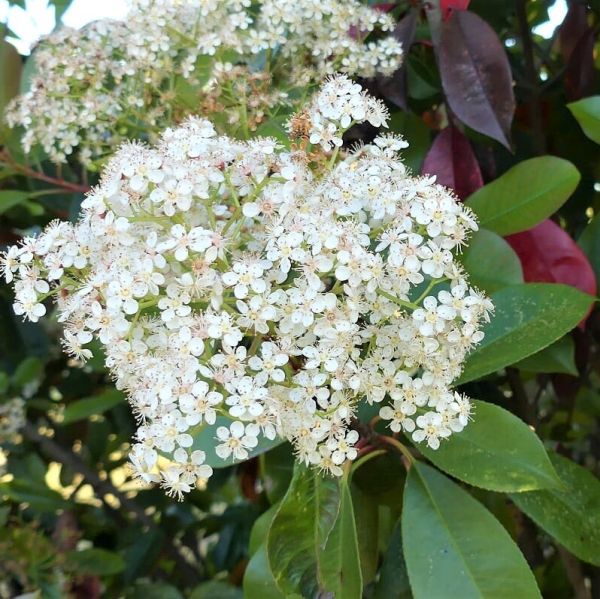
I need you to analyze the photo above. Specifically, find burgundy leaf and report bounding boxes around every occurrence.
[376,8,418,110]
[565,26,596,101]
[421,126,483,199]
[559,2,588,62]
[506,219,597,326]
[441,0,470,21]
[373,2,396,12]
[438,10,515,148]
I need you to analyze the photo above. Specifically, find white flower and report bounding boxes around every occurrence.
[222,259,268,299]
[412,296,454,337]
[412,412,452,450]
[248,342,288,385]
[379,400,416,433]
[215,421,259,460]
[6,0,403,165]
[225,376,267,419]
[327,429,359,465]
[13,287,47,322]
[5,77,491,498]
[173,447,213,482]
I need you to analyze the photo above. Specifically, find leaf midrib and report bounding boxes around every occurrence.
[453,13,507,146]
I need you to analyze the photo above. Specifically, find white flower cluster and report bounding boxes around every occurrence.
[2,77,492,499]
[0,398,25,443]
[6,0,402,166]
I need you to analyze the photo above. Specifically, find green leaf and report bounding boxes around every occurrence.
[0,38,22,115]
[174,64,211,109]
[0,190,33,215]
[374,520,411,599]
[192,416,283,467]
[0,372,8,394]
[402,462,541,598]
[122,527,164,585]
[68,548,125,576]
[260,443,293,505]
[418,400,560,492]
[0,505,10,527]
[510,452,600,566]
[0,479,68,512]
[249,504,279,557]
[458,283,594,384]
[514,335,577,376]
[352,452,406,509]
[52,0,73,22]
[350,483,379,584]
[460,228,524,293]
[254,115,291,147]
[245,501,285,598]
[19,51,37,95]
[578,214,600,285]
[406,54,440,100]
[190,581,242,599]
[266,464,341,597]
[61,390,124,425]
[568,96,600,144]
[389,111,430,173]
[244,544,286,599]
[12,356,43,388]
[125,582,184,599]
[465,157,580,235]
[320,480,362,599]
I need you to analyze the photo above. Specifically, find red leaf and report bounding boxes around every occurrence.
[441,0,470,20]
[421,126,483,199]
[559,2,588,62]
[506,219,597,326]
[565,26,596,101]
[373,2,396,12]
[376,8,418,110]
[438,10,515,148]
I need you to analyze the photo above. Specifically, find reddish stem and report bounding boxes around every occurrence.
[0,150,91,194]
[356,444,376,458]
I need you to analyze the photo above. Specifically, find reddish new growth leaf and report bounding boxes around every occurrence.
[565,27,595,101]
[438,10,515,148]
[376,8,418,110]
[559,2,588,62]
[557,1,594,100]
[507,219,597,326]
[441,0,470,21]
[421,126,483,200]
[373,2,396,12]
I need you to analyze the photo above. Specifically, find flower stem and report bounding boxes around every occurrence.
[376,288,418,311]
[0,149,91,194]
[378,434,415,465]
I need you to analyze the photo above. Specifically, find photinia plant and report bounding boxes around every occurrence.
[2,76,494,497]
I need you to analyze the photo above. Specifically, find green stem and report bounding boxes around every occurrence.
[328,146,341,169]
[377,288,418,311]
[413,277,448,306]
[378,435,415,465]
